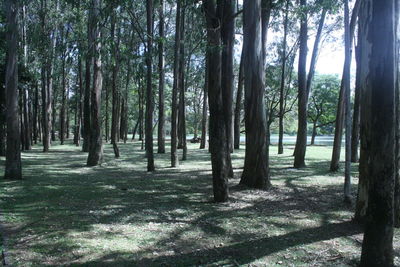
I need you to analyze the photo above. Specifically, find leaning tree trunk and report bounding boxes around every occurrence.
[293,0,308,168]
[359,0,396,265]
[204,0,229,202]
[330,0,361,172]
[240,0,271,189]
[145,0,155,171]
[278,0,290,155]
[87,0,103,167]
[4,0,22,180]
[157,0,166,154]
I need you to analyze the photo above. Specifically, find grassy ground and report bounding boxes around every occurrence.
[0,141,399,266]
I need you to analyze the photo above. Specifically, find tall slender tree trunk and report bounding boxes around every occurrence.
[240,0,271,189]
[33,83,39,145]
[4,0,21,180]
[171,0,181,167]
[82,6,92,153]
[278,0,290,155]
[234,52,244,150]
[178,5,187,160]
[293,0,308,168]
[87,0,103,166]
[359,0,396,265]
[200,57,209,150]
[145,0,155,171]
[221,0,235,176]
[330,0,361,172]
[110,10,120,158]
[351,40,361,163]
[157,0,166,154]
[343,0,352,204]
[0,66,6,156]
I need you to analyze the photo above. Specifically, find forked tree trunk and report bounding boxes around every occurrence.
[359,0,396,265]
[240,0,271,189]
[4,0,22,180]
[87,0,103,166]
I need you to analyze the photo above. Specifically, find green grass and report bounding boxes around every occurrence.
[0,141,398,266]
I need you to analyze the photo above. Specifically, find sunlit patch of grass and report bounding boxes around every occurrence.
[0,140,397,266]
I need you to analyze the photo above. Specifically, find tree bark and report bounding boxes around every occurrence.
[234,51,244,150]
[351,37,361,163]
[0,66,6,156]
[343,0,352,204]
[145,0,155,171]
[200,56,209,150]
[330,0,360,172]
[293,0,308,168]
[359,0,396,265]
[278,0,290,155]
[204,0,229,202]
[240,0,271,189]
[86,0,103,166]
[171,0,181,167]
[4,0,22,180]
[220,0,235,177]
[157,0,166,154]
[178,5,187,160]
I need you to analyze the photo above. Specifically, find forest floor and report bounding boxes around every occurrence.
[0,141,399,266]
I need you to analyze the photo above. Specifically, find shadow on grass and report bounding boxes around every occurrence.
[0,142,364,266]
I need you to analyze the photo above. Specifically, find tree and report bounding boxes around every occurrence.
[329,0,360,172]
[204,0,229,202]
[293,0,308,168]
[239,0,271,189]
[157,0,166,154]
[307,74,339,145]
[86,0,103,167]
[171,0,181,168]
[359,0,397,265]
[4,0,22,179]
[145,0,155,172]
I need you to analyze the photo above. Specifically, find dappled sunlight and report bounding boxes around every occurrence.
[0,141,393,266]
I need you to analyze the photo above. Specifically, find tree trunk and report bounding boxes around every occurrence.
[204,0,229,202]
[171,0,181,167]
[0,65,6,156]
[293,0,308,169]
[22,87,31,150]
[343,0,352,204]
[330,0,360,172]
[145,0,155,171]
[351,38,361,163]
[82,5,92,153]
[240,0,271,189]
[311,122,317,145]
[359,1,396,265]
[157,0,166,154]
[278,0,290,155]
[110,10,120,158]
[220,0,235,176]
[178,6,187,160]
[200,56,209,150]
[4,0,22,179]
[87,0,103,166]
[234,51,244,150]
